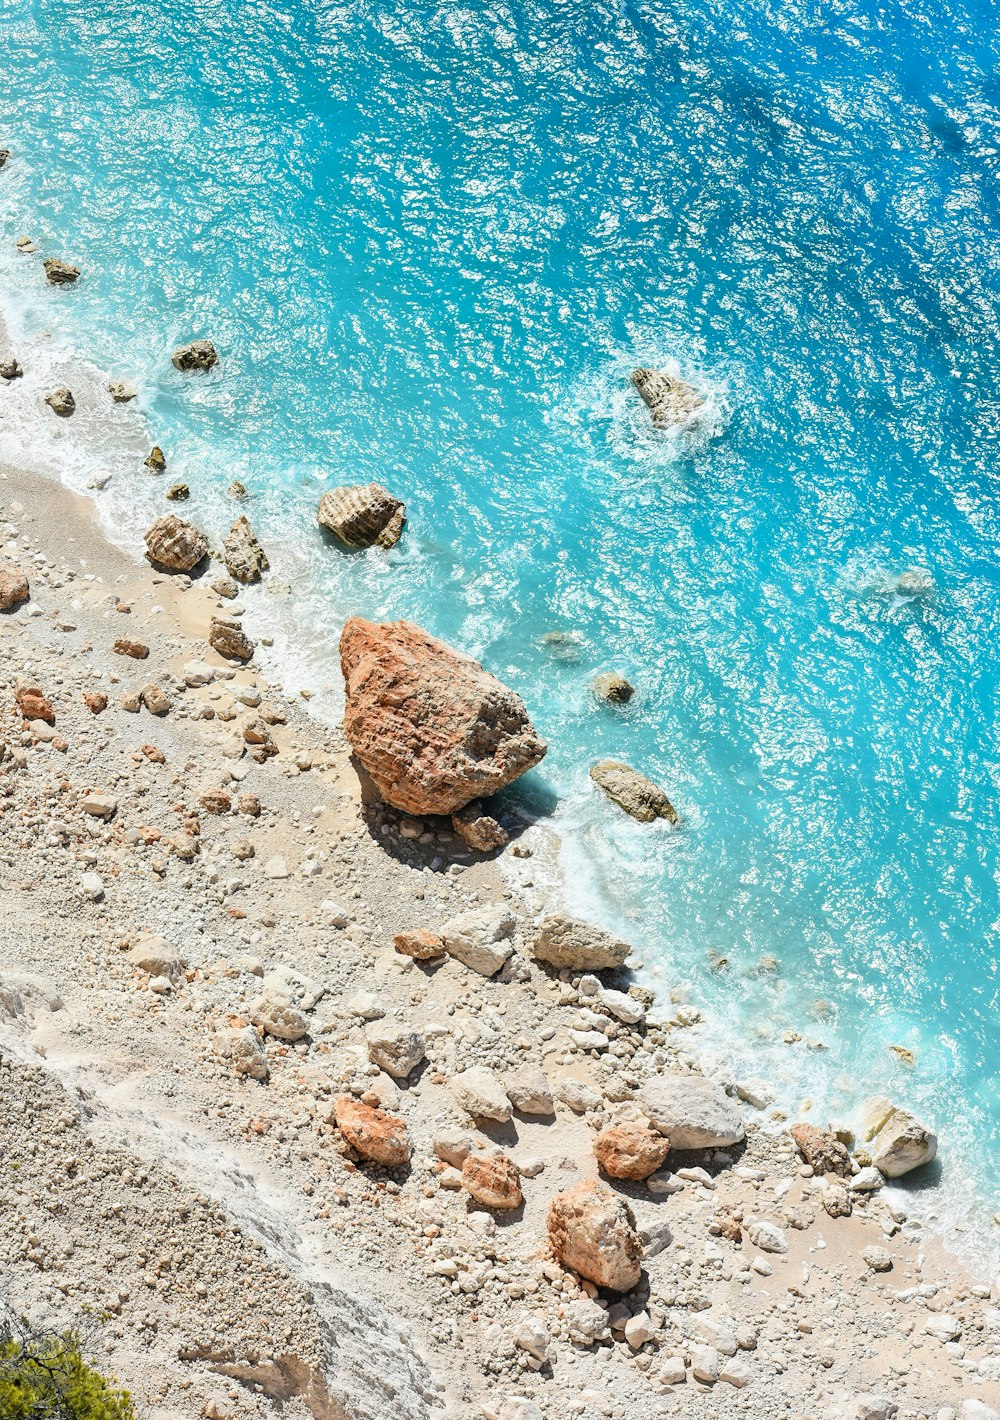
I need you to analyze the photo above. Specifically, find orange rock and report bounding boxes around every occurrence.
[340,617,547,815]
[0,568,29,610]
[790,1122,851,1177]
[594,1123,670,1181]
[461,1152,523,1210]
[547,1180,642,1293]
[333,1096,411,1167]
[393,929,446,961]
[141,744,166,764]
[15,686,54,724]
[113,638,149,659]
[83,692,108,714]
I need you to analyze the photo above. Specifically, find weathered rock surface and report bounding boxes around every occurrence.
[0,358,23,380]
[392,929,446,961]
[462,1152,523,1210]
[441,908,515,977]
[172,339,219,372]
[318,483,406,550]
[209,617,255,662]
[333,1096,412,1166]
[145,446,167,474]
[640,1074,745,1150]
[532,914,630,972]
[213,1023,268,1081]
[450,1066,512,1122]
[0,568,30,610]
[365,1024,425,1080]
[861,1098,938,1178]
[451,801,509,853]
[505,1066,554,1117]
[790,1122,851,1178]
[547,1180,642,1293]
[590,759,679,824]
[631,367,704,428]
[45,387,75,417]
[14,685,54,723]
[113,638,149,660]
[107,380,136,402]
[595,1123,670,1181]
[340,617,546,815]
[592,672,635,704]
[223,515,269,583]
[144,515,208,572]
[43,258,80,284]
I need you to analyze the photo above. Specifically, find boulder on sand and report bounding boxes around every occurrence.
[532,914,630,972]
[640,1074,745,1150]
[860,1097,937,1178]
[318,483,406,550]
[144,515,208,573]
[790,1122,851,1178]
[631,367,704,429]
[209,617,255,662]
[340,617,546,815]
[223,515,269,583]
[595,1123,670,1181]
[590,759,678,825]
[0,569,30,611]
[332,1096,411,1166]
[547,1180,642,1293]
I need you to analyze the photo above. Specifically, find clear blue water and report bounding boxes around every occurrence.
[3,0,1000,1222]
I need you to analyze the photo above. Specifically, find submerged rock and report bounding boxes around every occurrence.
[172,339,219,372]
[532,913,630,971]
[144,514,208,573]
[547,1180,642,1293]
[592,672,635,704]
[590,759,678,824]
[340,616,546,814]
[44,388,75,417]
[631,367,704,428]
[223,515,269,583]
[43,258,80,285]
[318,482,406,550]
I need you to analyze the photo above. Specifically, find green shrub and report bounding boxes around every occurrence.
[0,1321,135,1420]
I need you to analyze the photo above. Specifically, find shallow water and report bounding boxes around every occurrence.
[2,0,1000,1232]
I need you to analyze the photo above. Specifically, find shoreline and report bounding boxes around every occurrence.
[1,324,999,1418]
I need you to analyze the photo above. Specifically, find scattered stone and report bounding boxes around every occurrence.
[140,684,171,716]
[144,515,208,573]
[392,929,446,961]
[592,672,635,704]
[214,1024,268,1081]
[546,1180,642,1293]
[861,1099,938,1178]
[862,1245,892,1272]
[248,979,309,1042]
[82,691,108,714]
[631,366,704,428]
[80,793,117,821]
[166,482,190,501]
[532,913,630,971]
[640,1074,745,1149]
[365,1024,425,1080]
[145,446,167,474]
[745,1217,788,1254]
[15,686,54,723]
[441,908,515,977]
[790,1122,851,1177]
[340,617,546,814]
[461,1152,523,1210]
[45,387,75,417]
[450,801,509,852]
[590,759,679,824]
[0,568,30,610]
[172,339,219,372]
[113,638,150,660]
[0,358,23,380]
[318,482,406,550]
[43,258,81,284]
[223,515,269,583]
[505,1067,555,1118]
[449,1066,512,1122]
[594,1123,670,1181]
[333,1096,411,1166]
[209,617,255,662]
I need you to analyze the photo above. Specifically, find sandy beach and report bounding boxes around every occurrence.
[1,322,1000,1420]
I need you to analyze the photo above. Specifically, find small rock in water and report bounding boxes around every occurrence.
[223,514,269,583]
[0,358,23,380]
[107,379,137,402]
[227,479,248,499]
[45,387,75,417]
[43,257,81,284]
[592,671,635,704]
[144,446,167,474]
[172,339,219,372]
[590,757,679,824]
[631,366,704,428]
[318,482,406,550]
[166,482,190,501]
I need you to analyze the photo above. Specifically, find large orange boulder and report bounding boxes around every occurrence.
[461,1151,523,1210]
[340,617,547,815]
[595,1123,670,1181]
[547,1180,642,1293]
[332,1096,411,1166]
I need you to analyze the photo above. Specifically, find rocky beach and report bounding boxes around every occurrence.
[1,311,1000,1420]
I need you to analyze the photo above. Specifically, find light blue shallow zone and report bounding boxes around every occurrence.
[3,0,1000,1220]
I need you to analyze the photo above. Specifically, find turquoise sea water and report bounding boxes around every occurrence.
[3,0,1000,1225]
